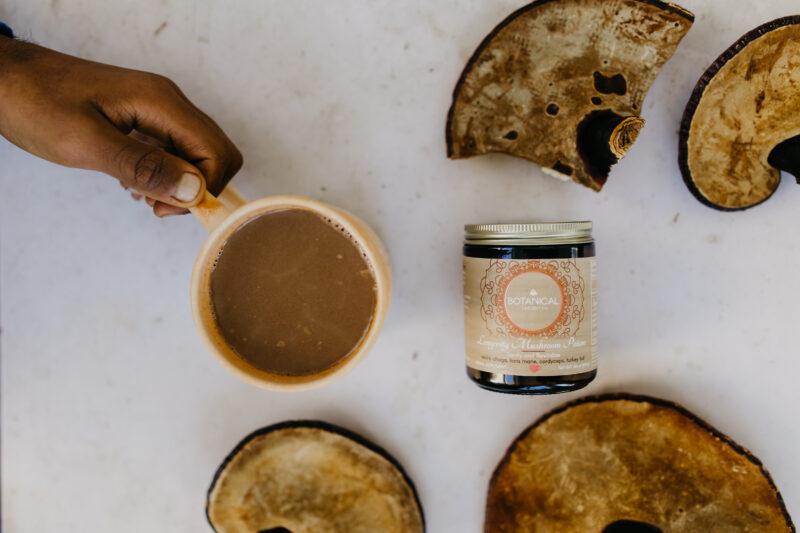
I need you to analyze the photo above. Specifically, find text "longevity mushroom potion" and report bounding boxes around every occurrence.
[462,222,597,394]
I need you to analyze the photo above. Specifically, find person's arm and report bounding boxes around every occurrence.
[0,31,242,217]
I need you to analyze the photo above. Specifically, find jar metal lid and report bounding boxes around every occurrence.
[464,221,593,245]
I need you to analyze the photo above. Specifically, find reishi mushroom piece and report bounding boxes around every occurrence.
[447,0,694,191]
[485,393,794,533]
[206,421,425,533]
[679,16,800,210]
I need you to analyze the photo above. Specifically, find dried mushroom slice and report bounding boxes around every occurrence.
[679,16,800,210]
[486,393,794,533]
[207,421,424,533]
[447,0,693,190]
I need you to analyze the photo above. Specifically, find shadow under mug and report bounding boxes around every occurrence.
[189,186,392,391]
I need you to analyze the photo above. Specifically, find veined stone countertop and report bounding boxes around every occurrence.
[2,1,798,530]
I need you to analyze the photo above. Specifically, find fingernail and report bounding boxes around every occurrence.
[172,173,202,203]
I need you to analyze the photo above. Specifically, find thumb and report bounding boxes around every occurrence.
[89,121,206,208]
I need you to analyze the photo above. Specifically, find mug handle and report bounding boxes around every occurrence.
[190,184,247,232]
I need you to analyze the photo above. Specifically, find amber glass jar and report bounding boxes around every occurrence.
[462,222,597,394]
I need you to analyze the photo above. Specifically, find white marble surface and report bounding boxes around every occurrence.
[2,0,799,531]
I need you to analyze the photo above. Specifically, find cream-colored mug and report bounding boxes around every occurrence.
[189,186,391,391]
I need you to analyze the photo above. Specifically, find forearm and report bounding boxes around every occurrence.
[0,38,41,148]
[0,38,76,158]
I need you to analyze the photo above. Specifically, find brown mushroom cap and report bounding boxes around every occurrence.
[447,0,694,191]
[486,393,794,532]
[679,16,800,210]
[207,421,424,533]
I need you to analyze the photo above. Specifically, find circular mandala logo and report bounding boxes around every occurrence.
[503,272,564,333]
[479,259,586,338]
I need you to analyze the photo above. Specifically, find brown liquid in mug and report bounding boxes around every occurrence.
[209,209,376,376]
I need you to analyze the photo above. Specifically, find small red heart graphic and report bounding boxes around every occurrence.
[529,364,541,373]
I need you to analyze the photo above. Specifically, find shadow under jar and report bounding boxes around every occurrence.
[463,223,597,395]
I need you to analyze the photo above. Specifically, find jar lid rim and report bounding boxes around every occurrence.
[464,222,593,243]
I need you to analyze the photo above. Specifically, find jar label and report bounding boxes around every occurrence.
[463,257,597,377]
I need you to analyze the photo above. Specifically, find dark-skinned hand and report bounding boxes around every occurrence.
[0,38,242,216]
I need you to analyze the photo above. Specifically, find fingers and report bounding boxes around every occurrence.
[145,104,242,196]
[100,75,243,196]
[125,180,185,217]
[152,201,189,217]
[142,195,187,217]
[87,118,207,208]
[122,129,190,215]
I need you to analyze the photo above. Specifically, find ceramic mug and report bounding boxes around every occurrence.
[189,186,391,391]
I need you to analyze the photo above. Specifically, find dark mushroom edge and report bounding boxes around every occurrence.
[446,0,693,188]
[206,420,426,532]
[485,392,794,532]
[768,134,800,184]
[446,0,695,157]
[577,111,645,186]
[678,15,800,211]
